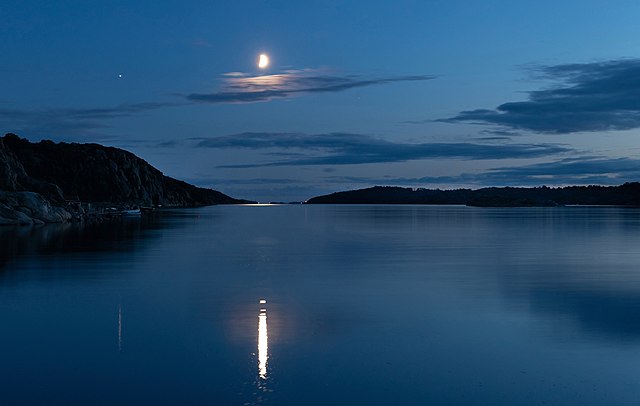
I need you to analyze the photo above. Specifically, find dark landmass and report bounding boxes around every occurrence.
[306,184,640,206]
[0,133,250,225]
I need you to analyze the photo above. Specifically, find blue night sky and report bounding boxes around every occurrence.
[2,0,640,201]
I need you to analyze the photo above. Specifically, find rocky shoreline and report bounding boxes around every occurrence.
[0,134,250,225]
[0,190,164,225]
[0,191,72,225]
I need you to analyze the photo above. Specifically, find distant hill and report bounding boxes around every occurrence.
[307,184,640,206]
[0,133,249,224]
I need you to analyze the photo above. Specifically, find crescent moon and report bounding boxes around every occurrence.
[258,54,269,69]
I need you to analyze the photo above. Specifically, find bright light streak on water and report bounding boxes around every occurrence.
[258,307,268,380]
[2,205,640,405]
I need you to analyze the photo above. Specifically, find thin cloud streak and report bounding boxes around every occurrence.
[329,157,640,187]
[194,132,570,167]
[1,69,433,137]
[187,69,435,103]
[0,102,184,138]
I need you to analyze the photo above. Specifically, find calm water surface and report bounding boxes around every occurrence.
[1,205,640,405]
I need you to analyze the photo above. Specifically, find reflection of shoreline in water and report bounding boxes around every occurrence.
[0,216,165,284]
[0,219,146,261]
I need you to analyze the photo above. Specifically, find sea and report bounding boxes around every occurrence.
[1,204,639,405]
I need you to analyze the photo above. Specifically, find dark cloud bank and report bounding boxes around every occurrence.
[443,59,640,133]
[194,132,569,167]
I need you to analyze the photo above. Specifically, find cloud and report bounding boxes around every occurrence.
[442,59,640,133]
[0,102,181,139]
[330,156,640,187]
[61,102,183,119]
[478,129,521,139]
[186,176,301,186]
[483,156,640,184]
[187,69,434,103]
[194,132,569,167]
[477,136,513,142]
[2,68,432,137]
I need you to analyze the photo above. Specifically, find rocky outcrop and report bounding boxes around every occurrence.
[0,133,248,224]
[0,191,72,225]
[0,135,65,202]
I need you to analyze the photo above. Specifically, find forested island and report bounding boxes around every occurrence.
[0,133,249,224]
[307,184,640,206]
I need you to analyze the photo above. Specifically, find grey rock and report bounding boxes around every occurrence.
[0,191,72,225]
